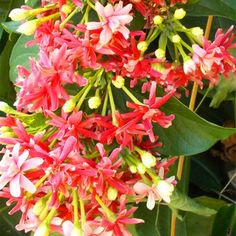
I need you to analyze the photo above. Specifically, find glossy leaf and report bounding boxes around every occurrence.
[185,0,236,20]
[156,97,236,156]
[9,35,39,84]
[169,190,216,216]
[212,204,236,236]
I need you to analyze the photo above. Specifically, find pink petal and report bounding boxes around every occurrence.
[86,22,102,30]
[10,174,21,197]
[17,150,29,168]
[99,26,113,45]
[147,191,155,210]
[59,136,77,162]
[22,158,43,171]
[133,182,149,195]
[95,2,105,18]
[20,174,36,193]
[62,220,73,236]
[0,174,11,190]
[104,3,114,17]
[118,25,130,39]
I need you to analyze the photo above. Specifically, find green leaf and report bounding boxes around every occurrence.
[190,154,223,192]
[156,97,236,156]
[10,35,39,84]
[0,201,27,236]
[184,197,227,236]
[212,204,236,236]
[0,35,18,104]
[1,21,21,35]
[184,0,236,20]
[169,190,217,216]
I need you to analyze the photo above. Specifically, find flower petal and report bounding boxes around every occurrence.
[10,174,21,197]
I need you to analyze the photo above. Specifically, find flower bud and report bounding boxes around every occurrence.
[34,223,50,236]
[171,34,181,43]
[129,165,137,173]
[153,15,163,25]
[0,101,14,114]
[63,99,76,113]
[156,180,174,203]
[191,27,203,37]
[140,151,156,168]
[9,8,29,21]
[183,57,196,74]
[107,186,118,201]
[61,4,73,15]
[112,76,125,89]
[88,96,101,109]
[155,48,165,59]
[33,199,46,216]
[17,19,39,35]
[173,8,186,20]
[137,163,146,174]
[71,225,83,236]
[137,41,148,52]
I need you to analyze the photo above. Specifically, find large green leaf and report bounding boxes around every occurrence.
[212,204,236,236]
[9,35,39,84]
[169,190,216,216]
[185,0,236,20]
[156,97,236,156]
[190,154,224,192]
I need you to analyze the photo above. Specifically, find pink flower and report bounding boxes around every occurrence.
[0,143,43,197]
[87,1,133,46]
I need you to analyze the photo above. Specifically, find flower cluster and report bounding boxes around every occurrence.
[0,0,236,235]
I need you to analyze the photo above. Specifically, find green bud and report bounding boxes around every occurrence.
[88,96,101,109]
[112,76,125,89]
[137,163,146,174]
[171,34,181,43]
[62,98,76,113]
[173,8,186,20]
[137,41,148,52]
[107,186,118,201]
[153,15,163,25]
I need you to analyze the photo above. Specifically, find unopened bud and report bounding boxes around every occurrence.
[129,165,137,173]
[61,4,73,15]
[191,27,203,37]
[112,76,125,89]
[71,225,83,236]
[63,99,76,113]
[155,48,165,59]
[173,8,186,20]
[9,8,29,21]
[140,151,156,168]
[107,186,118,201]
[183,57,196,74]
[34,223,49,236]
[171,34,181,43]
[153,15,163,25]
[17,19,39,35]
[88,96,101,109]
[137,41,148,52]
[137,163,146,174]
[0,102,14,114]
[33,199,46,216]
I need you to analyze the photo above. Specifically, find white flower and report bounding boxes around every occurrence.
[17,19,39,35]
[9,8,29,21]
[156,180,174,203]
[183,58,196,74]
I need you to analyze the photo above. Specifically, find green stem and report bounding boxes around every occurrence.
[76,83,93,110]
[194,87,211,112]
[60,7,79,29]
[72,188,80,225]
[122,86,143,105]
[79,197,86,228]
[107,83,118,126]
[101,88,109,116]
